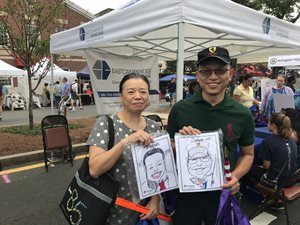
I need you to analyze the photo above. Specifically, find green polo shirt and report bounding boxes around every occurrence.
[167,90,255,169]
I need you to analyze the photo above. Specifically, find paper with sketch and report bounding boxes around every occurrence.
[175,132,224,192]
[131,134,178,199]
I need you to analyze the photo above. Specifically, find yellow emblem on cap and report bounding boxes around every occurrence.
[208,47,217,54]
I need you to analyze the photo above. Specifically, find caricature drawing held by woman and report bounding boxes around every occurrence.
[143,148,168,192]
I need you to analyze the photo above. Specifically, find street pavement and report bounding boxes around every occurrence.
[1,158,300,225]
[0,104,98,128]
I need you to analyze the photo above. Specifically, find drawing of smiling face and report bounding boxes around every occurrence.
[187,152,212,179]
[144,153,166,182]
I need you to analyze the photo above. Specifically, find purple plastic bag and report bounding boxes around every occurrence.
[215,189,251,225]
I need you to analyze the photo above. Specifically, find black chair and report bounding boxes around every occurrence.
[145,114,165,130]
[41,115,74,172]
[249,169,300,225]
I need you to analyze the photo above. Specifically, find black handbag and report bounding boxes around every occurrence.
[59,115,120,225]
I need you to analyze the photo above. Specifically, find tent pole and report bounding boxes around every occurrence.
[50,55,54,112]
[176,22,184,101]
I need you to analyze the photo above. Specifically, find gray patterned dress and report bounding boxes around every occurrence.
[86,114,161,225]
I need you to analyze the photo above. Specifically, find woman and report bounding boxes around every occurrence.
[42,83,50,107]
[233,74,259,108]
[282,108,300,168]
[86,73,162,224]
[247,112,297,190]
[260,75,294,120]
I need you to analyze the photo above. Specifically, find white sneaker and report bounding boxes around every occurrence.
[71,108,76,112]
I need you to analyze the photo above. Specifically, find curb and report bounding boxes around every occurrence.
[0,143,88,169]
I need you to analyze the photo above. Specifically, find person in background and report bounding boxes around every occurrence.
[87,73,162,225]
[70,79,83,111]
[42,83,50,107]
[286,75,296,93]
[233,74,260,108]
[282,108,300,168]
[86,84,94,105]
[245,112,297,208]
[61,77,71,107]
[186,80,200,98]
[167,46,254,225]
[53,81,62,109]
[167,78,176,106]
[0,81,3,120]
[260,74,294,120]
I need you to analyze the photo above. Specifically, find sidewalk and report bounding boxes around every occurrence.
[0,102,171,169]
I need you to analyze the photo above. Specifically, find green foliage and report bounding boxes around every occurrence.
[0,0,66,129]
[164,60,197,75]
[232,0,300,23]
[0,123,84,136]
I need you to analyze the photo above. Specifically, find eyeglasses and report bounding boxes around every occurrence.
[198,68,230,76]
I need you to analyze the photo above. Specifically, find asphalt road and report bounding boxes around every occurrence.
[1,156,300,225]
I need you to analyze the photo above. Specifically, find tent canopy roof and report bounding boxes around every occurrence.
[31,57,76,78]
[0,59,25,77]
[77,65,90,78]
[50,0,300,63]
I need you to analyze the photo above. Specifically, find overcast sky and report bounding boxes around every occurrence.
[70,0,131,14]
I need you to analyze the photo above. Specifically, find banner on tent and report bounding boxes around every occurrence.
[85,51,159,115]
[268,55,300,67]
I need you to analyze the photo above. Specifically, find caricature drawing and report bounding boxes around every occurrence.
[131,134,178,199]
[143,148,168,191]
[175,132,224,192]
[186,140,216,189]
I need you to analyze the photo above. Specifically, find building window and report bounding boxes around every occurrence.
[0,78,11,86]
[0,23,8,46]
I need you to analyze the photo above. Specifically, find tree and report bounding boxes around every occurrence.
[164,60,197,75]
[232,0,300,23]
[0,0,66,129]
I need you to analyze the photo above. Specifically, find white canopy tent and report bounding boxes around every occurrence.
[31,58,77,94]
[0,59,28,103]
[0,59,25,77]
[50,0,300,101]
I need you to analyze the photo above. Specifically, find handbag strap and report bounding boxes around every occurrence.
[105,115,114,150]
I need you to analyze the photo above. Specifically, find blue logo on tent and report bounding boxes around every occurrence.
[93,60,111,80]
[262,17,271,34]
[79,27,85,41]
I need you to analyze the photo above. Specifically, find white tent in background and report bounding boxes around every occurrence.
[0,59,28,103]
[0,59,25,77]
[50,0,300,102]
[31,57,77,94]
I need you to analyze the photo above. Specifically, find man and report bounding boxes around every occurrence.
[167,78,176,106]
[0,81,3,120]
[53,80,62,109]
[167,46,255,225]
[61,77,71,104]
[69,79,83,111]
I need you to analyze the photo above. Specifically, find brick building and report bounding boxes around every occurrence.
[0,0,95,72]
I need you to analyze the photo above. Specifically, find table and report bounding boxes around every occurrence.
[255,127,271,139]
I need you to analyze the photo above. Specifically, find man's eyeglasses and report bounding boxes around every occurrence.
[198,68,230,76]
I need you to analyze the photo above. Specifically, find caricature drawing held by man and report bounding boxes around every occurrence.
[186,140,216,189]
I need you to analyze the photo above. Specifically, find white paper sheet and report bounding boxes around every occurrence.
[175,132,224,192]
[131,134,178,199]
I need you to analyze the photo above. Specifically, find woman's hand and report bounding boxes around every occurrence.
[222,176,240,195]
[122,130,154,147]
[139,195,160,220]
[179,126,201,135]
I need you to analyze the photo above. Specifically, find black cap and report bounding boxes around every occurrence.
[197,46,231,65]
